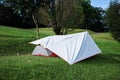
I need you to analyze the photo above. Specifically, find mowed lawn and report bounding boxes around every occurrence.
[0,25,120,80]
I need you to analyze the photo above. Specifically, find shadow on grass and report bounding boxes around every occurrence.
[82,53,120,64]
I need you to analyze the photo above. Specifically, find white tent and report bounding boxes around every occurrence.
[30,31,101,65]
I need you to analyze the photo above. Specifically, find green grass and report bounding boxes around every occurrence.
[0,25,120,80]
[0,26,54,56]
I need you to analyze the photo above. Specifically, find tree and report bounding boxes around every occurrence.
[2,0,49,39]
[81,0,105,32]
[105,0,120,42]
[0,3,23,27]
[81,0,92,29]
[44,0,84,35]
[90,7,105,32]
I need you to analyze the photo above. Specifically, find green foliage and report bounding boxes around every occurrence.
[2,0,47,17]
[0,4,23,27]
[105,0,120,42]
[1,0,106,33]
[81,0,105,32]
[0,26,120,80]
[45,0,84,35]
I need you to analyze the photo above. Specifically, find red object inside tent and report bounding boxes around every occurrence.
[49,52,58,57]
[33,52,58,57]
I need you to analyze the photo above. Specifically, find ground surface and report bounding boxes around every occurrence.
[0,25,120,80]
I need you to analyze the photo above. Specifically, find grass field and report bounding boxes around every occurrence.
[0,25,120,80]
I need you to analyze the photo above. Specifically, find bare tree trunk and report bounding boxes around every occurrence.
[32,13,40,39]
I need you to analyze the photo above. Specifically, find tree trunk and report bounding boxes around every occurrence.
[53,25,63,35]
[32,14,40,39]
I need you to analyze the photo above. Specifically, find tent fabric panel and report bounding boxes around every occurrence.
[74,32,102,63]
[46,32,86,65]
[32,46,51,56]
[70,33,86,64]
[30,32,85,46]
[30,35,67,46]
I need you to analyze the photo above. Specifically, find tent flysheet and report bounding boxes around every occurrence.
[30,31,101,65]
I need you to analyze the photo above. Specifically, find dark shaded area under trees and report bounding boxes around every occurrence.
[0,4,35,28]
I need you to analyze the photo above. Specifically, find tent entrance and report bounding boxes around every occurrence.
[32,46,57,57]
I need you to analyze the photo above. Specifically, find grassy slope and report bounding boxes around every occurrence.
[0,25,120,80]
[0,26,54,56]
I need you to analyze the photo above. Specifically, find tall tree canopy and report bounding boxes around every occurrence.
[81,0,105,32]
[105,0,120,42]
[44,0,84,35]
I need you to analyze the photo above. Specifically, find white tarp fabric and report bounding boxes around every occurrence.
[30,31,101,65]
